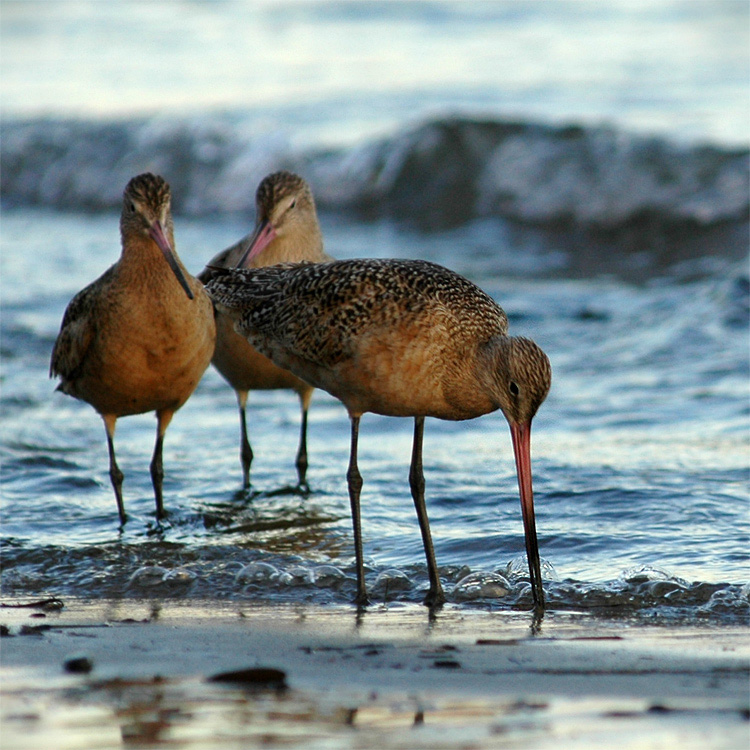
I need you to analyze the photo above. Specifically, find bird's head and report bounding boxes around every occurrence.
[491,336,552,429]
[121,173,193,300]
[237,171,323,267]
[121,173,173,241]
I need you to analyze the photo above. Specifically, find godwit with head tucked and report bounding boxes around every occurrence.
[50,173,216,525]
[199,171,331,489]
[206,259,551,610]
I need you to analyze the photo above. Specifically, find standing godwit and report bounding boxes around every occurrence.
[50,173,216,525]
[206,259,552,610]
[199,171,331,489]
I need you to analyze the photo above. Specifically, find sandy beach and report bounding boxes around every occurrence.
[1,598,747,749]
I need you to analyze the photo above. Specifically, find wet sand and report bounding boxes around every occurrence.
[1,599,748,749]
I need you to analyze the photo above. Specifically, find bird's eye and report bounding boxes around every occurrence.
[128,202,136,213]
[509,381,520,397]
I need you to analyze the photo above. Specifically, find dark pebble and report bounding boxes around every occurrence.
[647,704,673,714]
[64,656,93,674]
[433,660,461,669]
[208,667,287,689]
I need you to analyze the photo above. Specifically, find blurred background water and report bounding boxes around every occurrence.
[1,0,748,622]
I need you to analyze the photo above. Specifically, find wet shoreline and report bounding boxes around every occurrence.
[1,598,748,749]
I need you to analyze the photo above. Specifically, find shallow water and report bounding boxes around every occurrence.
[1,207,748,622]
[1,1,749,624]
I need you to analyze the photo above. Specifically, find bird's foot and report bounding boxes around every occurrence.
[423,588,446,609]
[354,591,371,608]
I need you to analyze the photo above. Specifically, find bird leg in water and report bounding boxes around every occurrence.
[346,415,369,606]
[150,435,165,519]
[237,391,253,489]
[150,411,174,520]
[295,403,309,490]
[409,416,446,607]
[103,415,126,526]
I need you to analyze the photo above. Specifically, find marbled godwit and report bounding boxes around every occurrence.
[50,173,216,525]
[206,259,551,610]
[199,171,331,488]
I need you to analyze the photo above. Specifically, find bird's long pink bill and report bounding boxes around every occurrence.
[509,420,545,611]
[149,221,194,300]
[235,218,277,268]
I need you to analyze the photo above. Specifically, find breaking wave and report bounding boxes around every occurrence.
[2,114,748,263]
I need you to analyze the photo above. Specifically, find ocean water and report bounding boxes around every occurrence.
[1,0,748,623]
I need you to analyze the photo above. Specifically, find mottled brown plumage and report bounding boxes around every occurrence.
[206,258,551,609]
[51,173,216,524]
[199,172,331,488]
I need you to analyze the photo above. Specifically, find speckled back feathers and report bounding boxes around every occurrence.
[207,258,509,366]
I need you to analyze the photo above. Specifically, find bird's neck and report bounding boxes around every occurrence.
[253,227,326,267]
[119,234,189,288]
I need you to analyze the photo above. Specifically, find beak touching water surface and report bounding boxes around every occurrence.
[509,420,544,611]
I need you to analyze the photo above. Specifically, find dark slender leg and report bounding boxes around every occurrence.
[150,434,165,519]
[295,404,309,490]
[237,391,252,488]
[346,415,368,606]
[151,411,173,520]
[104,416,126,526]
[409,417,445,607]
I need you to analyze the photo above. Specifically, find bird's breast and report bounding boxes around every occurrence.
[72,285,215,416]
